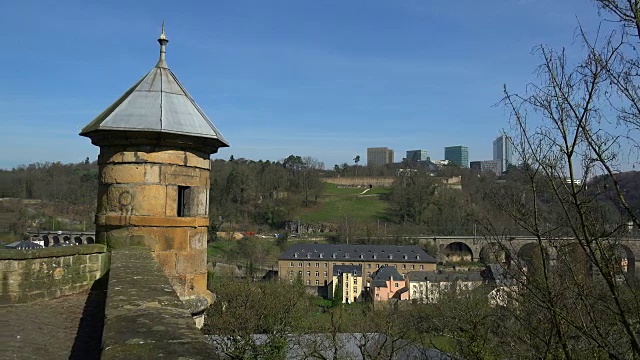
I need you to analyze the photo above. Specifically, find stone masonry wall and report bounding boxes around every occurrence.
[94,146,213,314]
[102,248,217,359]
[0,244,109,304]
[321,177,395,187]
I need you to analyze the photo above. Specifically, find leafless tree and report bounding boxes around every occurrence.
[473,1,640,357]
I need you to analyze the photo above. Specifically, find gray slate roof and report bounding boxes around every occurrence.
[371,266,404,287]
[5,241,43,249]
[279,243,436,263]
[333,265,362,276]
[481,264,518,286]
[406,271,482,283]
[80,28,229,148]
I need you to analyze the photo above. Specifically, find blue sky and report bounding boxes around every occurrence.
[0,0,602,169]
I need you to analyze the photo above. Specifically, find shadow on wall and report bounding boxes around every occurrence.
[69,272,109,360]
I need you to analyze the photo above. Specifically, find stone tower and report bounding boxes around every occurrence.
[80,25,229,321]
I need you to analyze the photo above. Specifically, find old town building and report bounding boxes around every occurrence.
[278,243,436,297]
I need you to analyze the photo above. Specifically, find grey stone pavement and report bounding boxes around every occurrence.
[0,286,105,360]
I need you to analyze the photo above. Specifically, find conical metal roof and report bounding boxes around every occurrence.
[80,25,229,149]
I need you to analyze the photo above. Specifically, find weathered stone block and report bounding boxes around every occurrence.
[160,165,202,187]
[81,263,101,273]
[62,256,73,267]
[188,187,209,217]
[153,251,177,276]
[0,261,18,271]
[189,228,207,250]
[176,251,206,275]
[105,228,131,249]
[103,185,135,215]
[168,274,187,296]
[144,164,161,183]
[87,253,102,265]
[127,227,189,252]
[129,185,167,216]
[165,186,178,216]
[188,273,208,295]
[101,164,146,184]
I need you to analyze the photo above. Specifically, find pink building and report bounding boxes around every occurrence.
[370,266,409,301]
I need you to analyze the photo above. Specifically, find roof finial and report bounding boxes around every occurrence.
[156,21,169,68]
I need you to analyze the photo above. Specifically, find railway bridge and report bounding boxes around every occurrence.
[26,231,96,247]
[419,235,640,275]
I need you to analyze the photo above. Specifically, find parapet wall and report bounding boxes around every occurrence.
[0,244,108,304]
[102,247,217,359]
[321,177,395,187]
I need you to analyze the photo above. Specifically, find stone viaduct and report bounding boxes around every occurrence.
[27,231,96,246]
[419,235,640,275]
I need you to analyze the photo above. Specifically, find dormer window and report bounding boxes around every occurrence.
[373,254,377,259]
[389,254,393,260]
[294,252,298,258]
[353,271,357,276]
[319,253,324,258]
[360,254,364,259]
[403,254,407,260]
[338,270,342,275]
[307,253,311,258]
[345,253,350,258]
[416,255,420,260]
[332,253,336,259]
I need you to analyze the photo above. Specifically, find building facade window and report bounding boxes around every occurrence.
[306,280,310,285]
[290,262,294,267]
[420,265,424,270]
[316,263,319,267]
[306,271,311,277]
[315,280,319,285]
[324,271,327,277]
[315,271,319,277]
[299,262,303,267]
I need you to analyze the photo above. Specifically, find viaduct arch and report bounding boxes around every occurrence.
[420,235,640,277]
[27,231,96,246]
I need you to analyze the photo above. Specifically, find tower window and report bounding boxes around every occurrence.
[177,186,191,217]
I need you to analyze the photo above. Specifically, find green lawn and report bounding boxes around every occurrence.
[322,183,368,195]
[366,187,392,195]
[297,193,389,223]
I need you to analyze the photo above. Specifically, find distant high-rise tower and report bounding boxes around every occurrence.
[406,149,429,163]
[493,135,513,173]
[444,146,469,168]
[367,147,394,166]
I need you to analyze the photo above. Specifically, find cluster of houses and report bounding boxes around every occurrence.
[278,243,517,305]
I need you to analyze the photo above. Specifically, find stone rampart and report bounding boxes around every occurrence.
[321,176,395,187]
[0,244,108,304]
[102,247,217,359]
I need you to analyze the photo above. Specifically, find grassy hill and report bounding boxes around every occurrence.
[295,183,391,223]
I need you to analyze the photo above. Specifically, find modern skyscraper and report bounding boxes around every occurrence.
[444,146,469,168]
[406,149,429,163]
[493,135,513,173]
[367,147,394,166]
[470,160,500,175]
